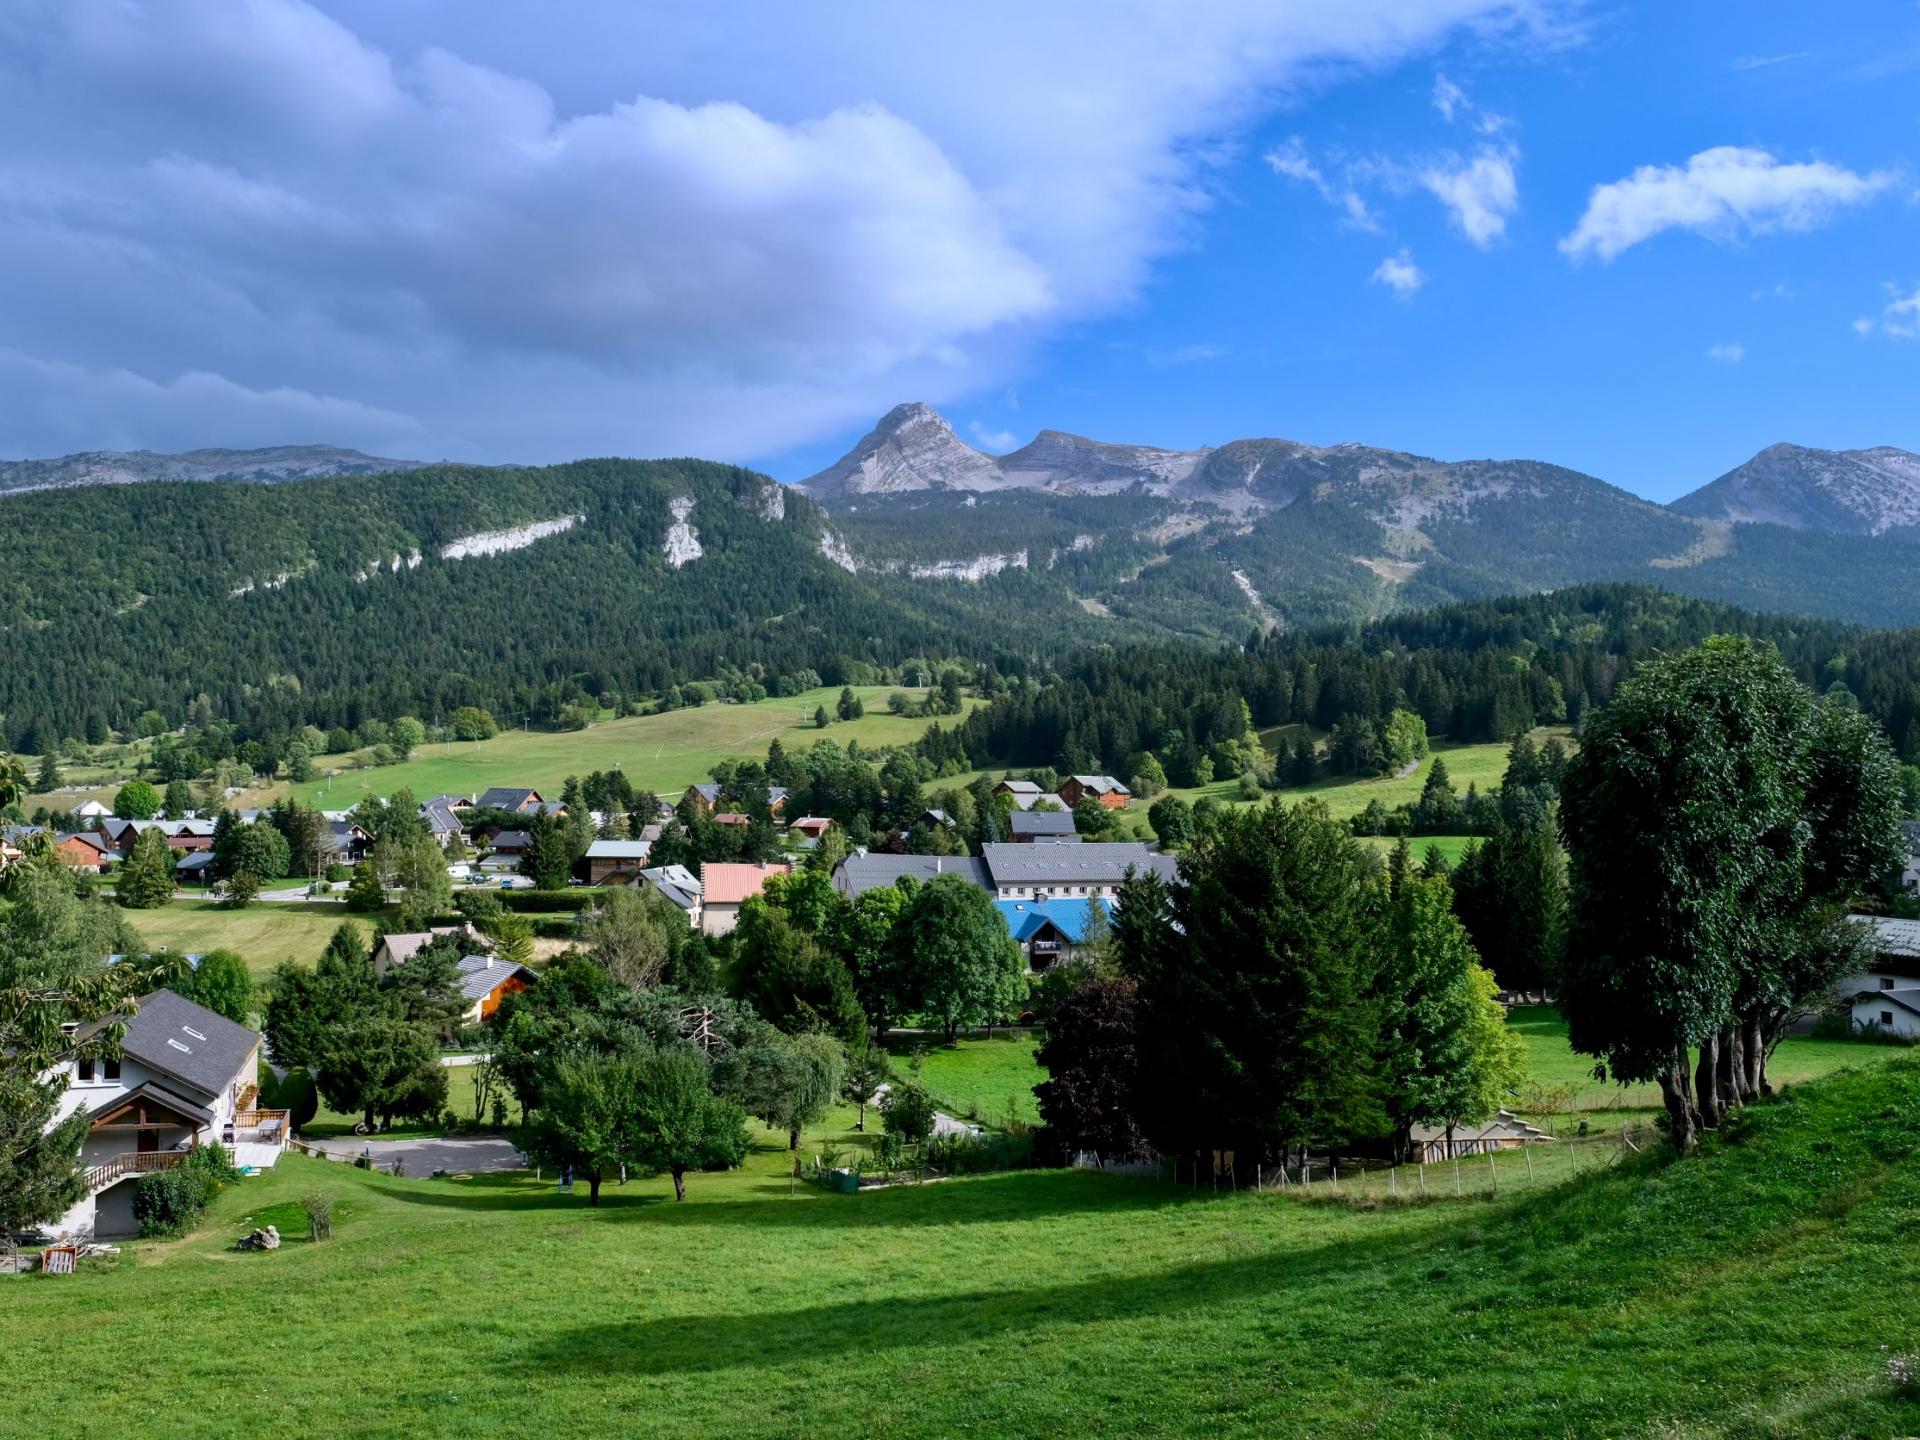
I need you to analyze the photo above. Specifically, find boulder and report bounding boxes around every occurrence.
[237,1224,281,1251]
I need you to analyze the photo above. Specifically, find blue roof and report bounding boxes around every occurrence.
[994,897,1110,944]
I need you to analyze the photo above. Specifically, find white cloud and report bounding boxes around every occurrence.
[1265,137,1380,231]
[1560,146,1895,262]
[0,0,1571,462]
[1731,51,1814,71]
[1371,250,1428,296]
[1705,342,1744,364]
[1431,74,1467,121]
[1420,147,1519,246]
[968,421,1020,451]
[1854,285,1920,339]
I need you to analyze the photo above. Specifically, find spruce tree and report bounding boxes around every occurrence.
[117,828,177,909]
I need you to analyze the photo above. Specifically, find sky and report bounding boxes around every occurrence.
[0,1,1914,502]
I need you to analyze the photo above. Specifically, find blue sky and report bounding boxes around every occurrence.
[1,2,1914,501]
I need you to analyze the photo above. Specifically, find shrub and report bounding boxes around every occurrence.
[880,1082,936,1145]
[924,1131,1032,1175]
[500,890,597,913]
[270,1068,320,1129]
[184,1140,240,1187]
[303,1191,335,1241]
[133,1168,211,1236]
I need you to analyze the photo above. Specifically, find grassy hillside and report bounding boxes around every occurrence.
[278,685,973,807]
[122,900,374,978]
[10,1058,1920,1437]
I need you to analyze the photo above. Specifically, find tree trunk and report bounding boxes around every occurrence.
[788,1126,800,1151]
[1718,1024,1744,1109]
[1746,1013,1770,1096]
[1658,1054,1699,1150]
[1694,1031,1721,1130]
[855,1102,865,1132]
[671,1166,687,1202]
[587,1170,602,1206]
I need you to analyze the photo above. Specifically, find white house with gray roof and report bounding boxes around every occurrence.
[1840,915,1920,1038]
[46,989,286,1240]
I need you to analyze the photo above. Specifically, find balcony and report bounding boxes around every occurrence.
[83,1149,185,1193]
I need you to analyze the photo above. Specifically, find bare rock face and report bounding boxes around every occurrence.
[995,429,1204,493]
[797,403,1001,496]
[1672,443,1920,536]
[664,496,703,568]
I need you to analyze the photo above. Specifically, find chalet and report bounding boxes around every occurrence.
[488,829,533,857]
[768,786,790,817]
[699,861,791,936]
[1838,915,1920,1038]
[1009,810,1080,844]
[174,850,217,885]
[55,831,117,872]
[1408,1110,1552,1163]
[475,787,546,815]
[995,898,1112,973]
[922,809,956,830]
[831,853,990,900]
[637,863,703,926]
[319,820,373,865]
[1057,775,1131,810]
[421,797,465,846]
[48,989,287,1240]
[449,954,536,1023]
[584,838,653,885]
[372,926,475,975]
[72,799,112,819]
[683,782,724,812]
[978,842,1176,900]
[788,816,833,843]
[992,779,1045,811]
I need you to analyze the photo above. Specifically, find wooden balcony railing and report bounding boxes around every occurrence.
[84,1149,184,1192]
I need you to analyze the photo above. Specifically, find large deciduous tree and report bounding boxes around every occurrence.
[630,1046,751,1201]
[1034,974,1145,1165]
[901,874,1025,1041]
[1559,636,1905,1150]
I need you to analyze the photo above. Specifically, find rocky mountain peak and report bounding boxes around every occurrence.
[1672,442,1920,536]
[798,401,998,496]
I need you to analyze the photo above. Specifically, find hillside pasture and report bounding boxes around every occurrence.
[6,1061,1920,1438]
[124,900,373,978]
[285,685,970,807]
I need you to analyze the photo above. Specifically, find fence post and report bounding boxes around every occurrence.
[1452,1155,1461,1195]
[1523,1144,1534,1183]
[1487,1146,1498,1193]
[1417,1163,1426,1196]
[1389,1165,1397,1197]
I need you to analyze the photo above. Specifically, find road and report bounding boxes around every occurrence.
[303,1135,525,1175]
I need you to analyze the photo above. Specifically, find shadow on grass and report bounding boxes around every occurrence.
[375,1165,1209,1228]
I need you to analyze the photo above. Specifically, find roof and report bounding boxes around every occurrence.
[107,989,260,1101]
[420,798,463,834]
[637,822,665,843]
[789,816,832,832]
[639,864,702,909]
[476,787,541,809]
[832,853,991,898]
[377,927,471,968]
[586,839,653,859]
[1009,810,1079,838]
[489,829,532,849]
[57,832,116,854]
[700,862,791,906]
[981,842,1176,888]
[712,811,751,826]
[995,779,1044,795]
[1409,1109,1552,1146]
[174,851,216,872]
[1067,775,1130,796]
[1855,914,1920,961]
[88,1078,216,1130]
[687,783,723,804]
[455,955,536,1003]
[995,897,1112,944]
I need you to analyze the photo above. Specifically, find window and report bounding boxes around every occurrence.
[1883,1011,1896,1027]
[1883,977,1896,989]
[104,1057,121,1080]
[77,1058,96,1082]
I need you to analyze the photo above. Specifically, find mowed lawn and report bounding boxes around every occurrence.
[124,899,373,977]
[284,686,974,808]
[885,1031,1045,1126]
[10,1061,1920,1438]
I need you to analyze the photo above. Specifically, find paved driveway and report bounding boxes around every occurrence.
[305,1135,525,1175]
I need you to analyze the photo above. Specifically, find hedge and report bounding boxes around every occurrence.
[500,890,600,913]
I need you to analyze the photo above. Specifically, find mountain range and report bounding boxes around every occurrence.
[798,403,1920,632]
[0,444,431,494]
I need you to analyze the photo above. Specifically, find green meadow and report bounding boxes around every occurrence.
[9,1055,1920,1439]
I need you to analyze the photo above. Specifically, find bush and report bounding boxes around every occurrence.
[499,890,597,913]
[924,1131,1032,1175]
[184,1140,240,1187]
[268,1068,320,1129]
[880,1082,937,1145]
[530,917,581,939]
[303,1191,335,1241]
[132,1168,211,1236]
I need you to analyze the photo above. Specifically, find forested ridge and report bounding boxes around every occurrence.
[916,584,1920,775]
[0,460,1116,751]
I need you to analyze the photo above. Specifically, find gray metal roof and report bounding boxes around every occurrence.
[1009,810,1078,837]
[477,787,541,809]
[981,842,1176,887]
[114,990,260,1102]
[832,853,990,898]
[586,839,653,859]
[456,955,536,1003]
[1858,914,1920,960]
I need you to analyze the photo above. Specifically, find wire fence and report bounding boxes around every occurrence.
[1169,1121,1662,1204]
